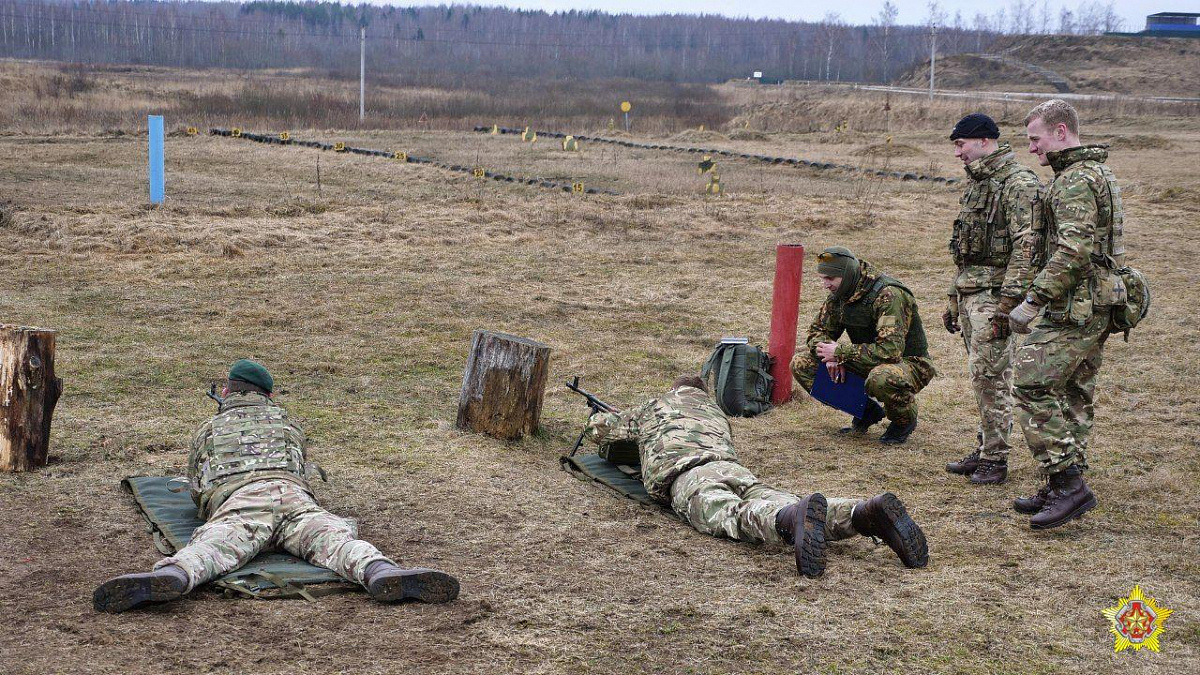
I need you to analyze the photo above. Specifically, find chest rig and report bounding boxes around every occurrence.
[951,160,1027,268]
[838,276,929,358]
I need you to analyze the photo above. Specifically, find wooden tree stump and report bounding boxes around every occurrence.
[456,331,551,441]
[0,325,63,472]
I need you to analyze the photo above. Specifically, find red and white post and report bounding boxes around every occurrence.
[767,243,804,404]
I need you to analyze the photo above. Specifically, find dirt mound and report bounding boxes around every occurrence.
[852,142,923,157]
[1106,134,1174,150]
[897,35,1200,97]
[728,129,768,141]
[671,128,729,143]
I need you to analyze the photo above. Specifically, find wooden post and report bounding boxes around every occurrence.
[0,325,63,472]
[457,331,550,441]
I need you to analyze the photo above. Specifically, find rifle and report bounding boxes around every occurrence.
[207,383,225,408]
[565,376,616,457]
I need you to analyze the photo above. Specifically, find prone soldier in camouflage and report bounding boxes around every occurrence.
[942,113,1041,485]
[585,375,928,577]
[93,359,459,612]
[1005,99,1123,529]
[790,247,936,444]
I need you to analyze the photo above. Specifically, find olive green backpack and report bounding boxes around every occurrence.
[701,340,775,418]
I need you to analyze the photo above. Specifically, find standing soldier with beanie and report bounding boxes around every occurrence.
[790,247,936,445]
[942,113,1041,485]
[1007,99,1123,529]
[93,359,460,612]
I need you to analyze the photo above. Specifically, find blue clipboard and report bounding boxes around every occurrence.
[811,365,869,418]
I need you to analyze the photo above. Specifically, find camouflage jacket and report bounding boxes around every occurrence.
[584,385,736,502]
[806,261,934,374]
[951,143,1041,298]
[1029,145,1125,311]
[187,392,311,518]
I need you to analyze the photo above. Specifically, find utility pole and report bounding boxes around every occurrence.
[357,26,362,121]
[929,26,936,101]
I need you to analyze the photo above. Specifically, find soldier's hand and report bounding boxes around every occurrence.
[942,309,960,334]
[1008,299,1040,335]
[991,312,1012,340]
[815,341,839,363]
[943,295,960,334]
[825,362,846,383]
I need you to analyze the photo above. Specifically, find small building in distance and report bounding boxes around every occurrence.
[1144,12,1200,37]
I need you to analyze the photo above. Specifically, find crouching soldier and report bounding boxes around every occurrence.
[791,247,936,444]
[585,375,928,577]
[93,359,459,613]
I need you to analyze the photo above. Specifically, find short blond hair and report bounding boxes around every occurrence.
[1024,99,1079,135]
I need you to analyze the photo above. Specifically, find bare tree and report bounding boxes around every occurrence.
[874,1,898,83]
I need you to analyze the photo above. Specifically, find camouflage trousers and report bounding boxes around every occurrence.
[791,353,935,426]
[669,460,859,546]
[155,479,393,592]
[959,289,1015,461]
[1013,311,1108,475]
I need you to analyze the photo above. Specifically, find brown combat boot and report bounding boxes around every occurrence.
[838,400,886,435]
[851,493,928,568]
[774,493,827,578]
[1013,480,1052,514]
[93,564,189,613]
[969,459,1008,485]
[1029,467,1096,530]
[945,449,981,475]
[364,561,460,603]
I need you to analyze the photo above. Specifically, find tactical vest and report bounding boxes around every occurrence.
[951,161,1030,268]
[840,276,929,358]
[194,399,306,494]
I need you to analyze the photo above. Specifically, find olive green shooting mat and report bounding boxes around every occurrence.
[121,476,358,600]
[559,454,674,516]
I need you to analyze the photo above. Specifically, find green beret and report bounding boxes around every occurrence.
[229,359,273,393]
[816,246,858,277]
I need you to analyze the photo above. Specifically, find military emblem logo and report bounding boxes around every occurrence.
[1102,585,1173,653]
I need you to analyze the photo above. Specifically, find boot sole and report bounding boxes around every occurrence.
[945,465,979,475]
[969,473,1007,485]
[1030,495,1098,530]
[869,493,929,568]
[368,569,460,604]
[793,493,827,578]
[93,575,184,613]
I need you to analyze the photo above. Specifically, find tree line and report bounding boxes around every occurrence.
[0,1,1127,85]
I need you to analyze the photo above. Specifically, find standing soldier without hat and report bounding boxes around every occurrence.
[943,113,1041,485]
[1006,99,1124,529]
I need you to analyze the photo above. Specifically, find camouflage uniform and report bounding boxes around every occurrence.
[951,143,1040,461]
[791,261,936,425]
[154,392,393,591]
[1014,145,1124,475]
[585,386,859,543]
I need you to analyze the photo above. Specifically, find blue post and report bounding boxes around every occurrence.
[148,115,165,204]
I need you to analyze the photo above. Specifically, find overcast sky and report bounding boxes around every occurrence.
[384,1,1182,32]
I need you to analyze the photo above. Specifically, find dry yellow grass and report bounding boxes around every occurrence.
[0,63,1198,674]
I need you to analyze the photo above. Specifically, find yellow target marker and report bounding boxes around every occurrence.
[521,127,537,143]
[279,131,291,142]
[394,151,408,161]
[698,124,705,132]
[186,127,198,136]
[572,182,585,194]
[231,127,242,138]
[490,124,499,135]
[697,155,717,175]
[608,118,615,130]
[333,142,346,152]
[620,101,632,113]
[886,135,893,145]
[562,136,579,152]
[472,167,485,178]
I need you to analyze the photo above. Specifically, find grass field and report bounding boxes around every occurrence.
[1,61,1199,674]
